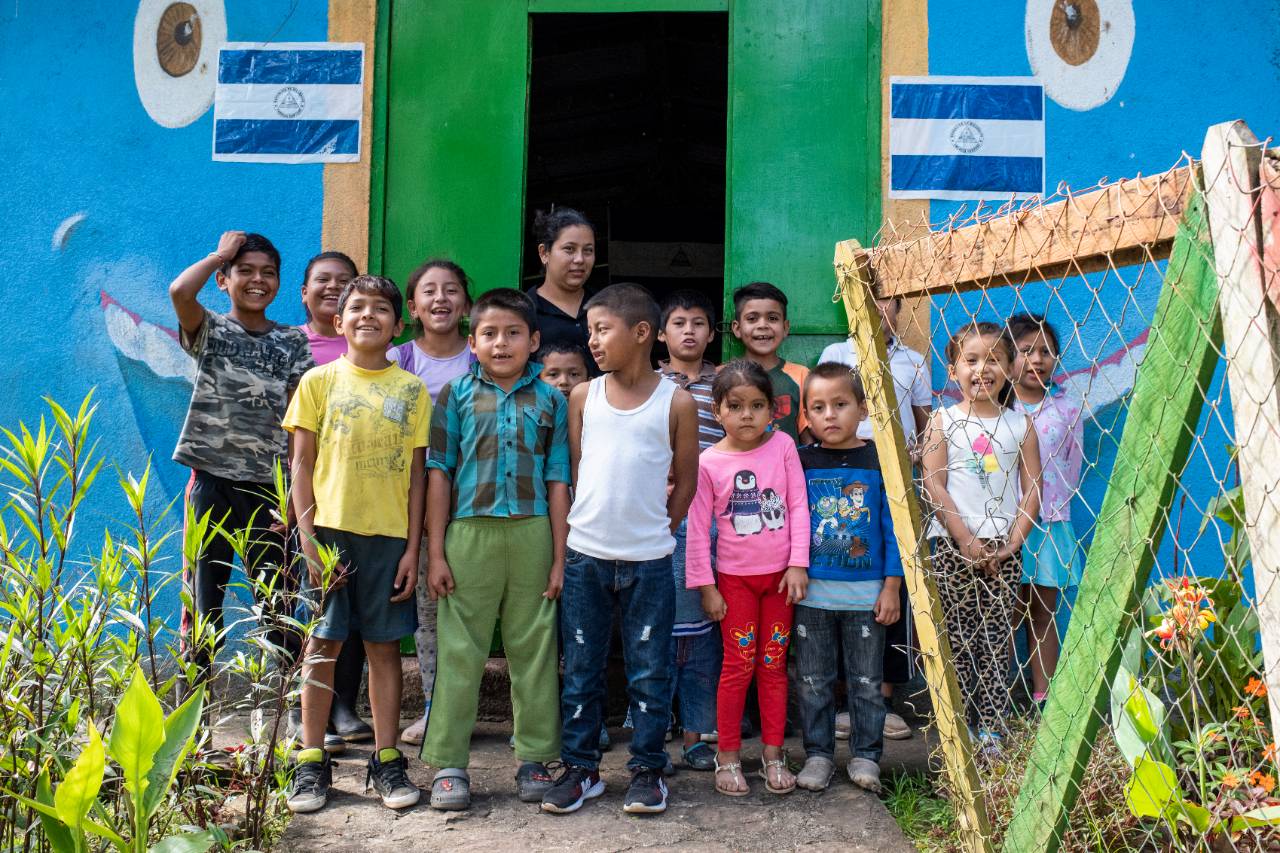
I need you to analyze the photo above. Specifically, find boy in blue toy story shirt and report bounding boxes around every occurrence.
[793,362,903,794]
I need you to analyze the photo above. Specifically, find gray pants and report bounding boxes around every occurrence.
[415,542,439,714]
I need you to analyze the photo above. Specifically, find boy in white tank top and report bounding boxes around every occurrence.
[541,284,701,817]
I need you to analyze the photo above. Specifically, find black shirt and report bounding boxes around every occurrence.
[527,284,600,375]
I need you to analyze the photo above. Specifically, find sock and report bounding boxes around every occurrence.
[378,747,401,763]
[297,748,324,764]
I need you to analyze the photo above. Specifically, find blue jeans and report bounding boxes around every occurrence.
[668,628,721,735]
[560,548,675,771]
[793,605,885,762]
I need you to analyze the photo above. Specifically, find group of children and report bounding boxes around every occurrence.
[169,209,1082,820]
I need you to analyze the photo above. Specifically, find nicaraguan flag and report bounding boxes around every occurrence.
[889,76,1044,201]
[213,42,363,164]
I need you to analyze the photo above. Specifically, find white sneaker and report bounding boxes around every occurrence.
[796,756,835,791]
[834,712,851,740]
[883,711,912,740]
[847,757,881,792]
[401,713,428,746]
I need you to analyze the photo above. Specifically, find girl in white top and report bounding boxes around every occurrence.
[922,322,1040,748]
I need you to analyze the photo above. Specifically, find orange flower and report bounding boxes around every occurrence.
[1222,771,1242,789]
[1263,742,1277,762]
[1246,677,1268,698]
[1251,771,1277,794]
[1235,705,1253,720]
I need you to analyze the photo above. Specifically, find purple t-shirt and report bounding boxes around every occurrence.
[1012,387,1083,523]
[389,339,475,400]
[299,325,348,366]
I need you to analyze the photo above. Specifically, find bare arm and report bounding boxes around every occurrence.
[169,231,245,336]
[568,382,588,490]
[290,428,337,588]
[545,481,570,600]
[425,468,455,600]
[666,389,700,532]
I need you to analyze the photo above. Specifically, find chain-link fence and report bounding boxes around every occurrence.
[835,119,1280,852]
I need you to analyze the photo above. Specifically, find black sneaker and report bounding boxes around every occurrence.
[622,767,668,814]
[287,749,332,814]
[540,764,604,814]
[366,748,421,809]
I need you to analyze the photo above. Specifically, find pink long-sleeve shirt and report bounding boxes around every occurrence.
[685,431,810,588]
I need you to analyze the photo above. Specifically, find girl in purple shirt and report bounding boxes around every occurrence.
[1008,314,1084,705]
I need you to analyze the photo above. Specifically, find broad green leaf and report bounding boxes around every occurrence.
[36,769,77,853]
[1110,667,1167,766]
[54,722,105,830]
[1177,800,1212,833]
[1124,757,1182,819]
[108,667,165,800]
[142,685,205,819]
[1230,805,1280,831]
[6,791,126,848]
[148,829,220,853]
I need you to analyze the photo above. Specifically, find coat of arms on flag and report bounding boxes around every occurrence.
[213,42,364,164]
[889,76,1045,201]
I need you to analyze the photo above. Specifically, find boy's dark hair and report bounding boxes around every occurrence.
[222,233,280,274]
[732,281,788,319]
[1006,312,1061,356]
[584,283,660,342]
[712,358,775,409]
[338,275,404,319]
[302,251,357,286]
[537,339,590,367]
[533,207,595,250]
[805,361,866,404]
[660,289,717,328]
[471,287,538,333]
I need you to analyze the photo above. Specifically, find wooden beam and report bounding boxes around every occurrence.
[869,166,1195,298]
[1203,120,1280,738]
[1005,189,1222,852]
[835,239,995,853]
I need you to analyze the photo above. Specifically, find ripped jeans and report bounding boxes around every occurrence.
[793,605,886,762]
[559,548,674,771]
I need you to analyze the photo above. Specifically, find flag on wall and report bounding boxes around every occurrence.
[889,76,1045,201]
[213,43,364,164]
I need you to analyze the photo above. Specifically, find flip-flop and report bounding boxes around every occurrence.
[714,758,750,797]
[429,767,470,811]
[759,757,795,794]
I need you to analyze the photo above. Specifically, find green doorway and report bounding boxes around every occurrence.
[524,12,729,360]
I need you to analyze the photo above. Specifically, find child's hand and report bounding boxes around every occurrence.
[958,536,987,565]
[427,555,455,601]
[700,586,727,621]
[544,560,564,601]
[301,540,347,591]
[390,549,417,603]
[779,566,808,606]
[874,584,902,626]
[214,231,246,263]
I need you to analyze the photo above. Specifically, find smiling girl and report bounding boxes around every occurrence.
[298,252,358,365]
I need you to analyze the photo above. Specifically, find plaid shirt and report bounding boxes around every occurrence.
[658,359,724,450]
[428,361,570,519]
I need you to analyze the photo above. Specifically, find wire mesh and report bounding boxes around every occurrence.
[835,124,1280,851]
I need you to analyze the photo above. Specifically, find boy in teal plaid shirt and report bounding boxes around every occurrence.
[420,288,571,811]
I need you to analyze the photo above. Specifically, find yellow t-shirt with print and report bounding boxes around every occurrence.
[282,357,430,539]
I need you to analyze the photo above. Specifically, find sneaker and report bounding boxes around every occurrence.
[541,765,605,814]
[682,741,716,771]
[883,712,912,740]
[622,767,668,814]
[366,748,421,809]
[324,731,347,754]
[797,756,835,791]
[834,711,851,740]
[287,749,332,814]
[847,757,882,793]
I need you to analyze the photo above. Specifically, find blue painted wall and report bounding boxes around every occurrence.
[1,1,331,620]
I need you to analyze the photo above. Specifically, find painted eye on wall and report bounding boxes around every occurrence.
[133,0,227,127]
[1025,0,1134,111]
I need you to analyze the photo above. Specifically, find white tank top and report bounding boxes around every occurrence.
[567,376,677,560]
[927,405,1029,540]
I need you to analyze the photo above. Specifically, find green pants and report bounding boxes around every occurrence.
[420,515,561,768]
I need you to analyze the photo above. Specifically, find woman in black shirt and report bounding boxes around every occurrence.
[527,208,599,372]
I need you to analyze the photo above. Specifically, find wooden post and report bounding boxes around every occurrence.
[834,240,995,853]
[1005,190,1222,852]
[1202,120,1280,735]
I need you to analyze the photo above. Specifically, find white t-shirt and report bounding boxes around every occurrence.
[817,338,931,442]
[926,405,1030,540]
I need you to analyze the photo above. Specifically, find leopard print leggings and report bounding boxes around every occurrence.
[931,537,1021,734]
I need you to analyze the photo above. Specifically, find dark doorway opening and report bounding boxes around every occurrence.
[525,12,729,361]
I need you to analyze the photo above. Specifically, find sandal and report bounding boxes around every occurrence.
[714,757,750,797]
[429,767,470,811]
[759,755,796,795]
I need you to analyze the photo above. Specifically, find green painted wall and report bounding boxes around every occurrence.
[375,0,881,358]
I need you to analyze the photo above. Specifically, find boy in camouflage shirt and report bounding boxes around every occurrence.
[169,231,314,682]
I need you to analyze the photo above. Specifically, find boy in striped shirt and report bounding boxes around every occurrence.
[657,290,725,770]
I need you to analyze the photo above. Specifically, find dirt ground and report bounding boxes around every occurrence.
[276,719,931,853]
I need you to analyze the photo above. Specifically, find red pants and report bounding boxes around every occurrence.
[716,570,793,751]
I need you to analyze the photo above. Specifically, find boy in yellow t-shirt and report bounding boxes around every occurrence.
[282,275,431,815]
